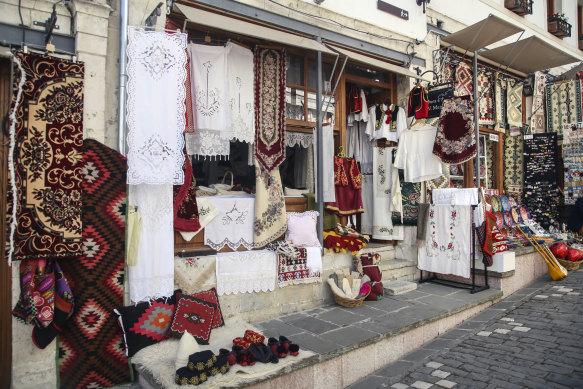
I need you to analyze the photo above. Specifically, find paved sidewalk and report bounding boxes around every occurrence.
[349,270,583,389]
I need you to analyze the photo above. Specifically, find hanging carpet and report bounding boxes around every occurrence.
[7,52,84,263]
[503,134,525,204]
[433,96,476,165]
[477,71,495,125]
[254,162,287,247]
[254,48,286,172]
[530,72,546,133]
[494,74,507,133]
[506,80,523,129]
[58,139,131,388]
[545,80,583,140]
[455,62,473,97]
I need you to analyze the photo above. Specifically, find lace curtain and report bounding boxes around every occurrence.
[126,26,186,185]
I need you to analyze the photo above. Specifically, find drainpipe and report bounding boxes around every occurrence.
[473,51,480,188]
[118,0,129,154]
[316,36,324,246]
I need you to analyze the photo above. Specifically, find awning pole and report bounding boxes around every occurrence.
[118,0,128,155]
[316,36,324,246]
[473,51,480,189]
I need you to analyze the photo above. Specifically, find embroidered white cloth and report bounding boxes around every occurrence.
[360,175,373,235]
[314,124,335,202]
[178,197,219,242]
[226,42,254,143]
[394,124,443,183]
[204,195,255,250]
[286,132,313,148]
[216,250,277,295]
[126,27,186,185]
[418,204,471,278]
[372,147,403,240]
[187,43,230,159]
[432,188,479,206]
[128,184,175,303]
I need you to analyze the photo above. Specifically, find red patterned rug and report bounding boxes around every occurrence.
[58,139,130,388]
[455,62,473,97]
[254,48,286,172]
[8,52,84,262]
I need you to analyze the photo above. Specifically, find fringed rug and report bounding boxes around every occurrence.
[506,80,523,129]
[277,248,322,287]
[545,80,583,140]
[254,162,287,247]
[530,72,546,133]
[455,62,473,97]
[523,133,560,229]
[503,134,524,204]
[392,181,422,226]
[254,48,286,172]
[58,139,131,388]
[477,71,495,125]
[8,52,84,262]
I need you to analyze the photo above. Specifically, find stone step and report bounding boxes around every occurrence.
[384,280,418,295]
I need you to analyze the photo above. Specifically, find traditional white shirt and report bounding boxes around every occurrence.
[394,124,443,183]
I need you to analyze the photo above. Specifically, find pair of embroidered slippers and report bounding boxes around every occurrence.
[220,343,279,366]
[267,336,300,358]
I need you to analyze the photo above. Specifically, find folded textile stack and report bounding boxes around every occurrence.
[323,230,367,254]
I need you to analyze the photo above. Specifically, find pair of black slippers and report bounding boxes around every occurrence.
[220,342,278,366]
[267,336,300,358]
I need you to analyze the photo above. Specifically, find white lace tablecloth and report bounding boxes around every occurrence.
[216,250,277,295]
[204,195,255,250]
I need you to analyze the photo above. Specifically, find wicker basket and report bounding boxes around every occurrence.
[556,257,583,271]
[330,287,370,308]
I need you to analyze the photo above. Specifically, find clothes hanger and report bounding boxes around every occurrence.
[337,145,348,158]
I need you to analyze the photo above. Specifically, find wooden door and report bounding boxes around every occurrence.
[0,57,13,387]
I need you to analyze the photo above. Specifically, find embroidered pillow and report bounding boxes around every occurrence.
[191,287,224,329]
[285,211,320,247]
[114,291,180,357]
[169,294,215,344]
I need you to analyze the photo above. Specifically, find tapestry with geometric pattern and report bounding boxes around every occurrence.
[503,134,524,204]
[530,72,546,133]
[494,74,507,133]
[58,139,131,388]
[506,80,523,129]
[545,80,583,140]
[455,62,473,97]
[477,71,495,125]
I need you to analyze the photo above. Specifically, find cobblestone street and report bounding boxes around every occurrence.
[350,270,583,389]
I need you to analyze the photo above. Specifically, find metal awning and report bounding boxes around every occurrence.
[480,35,581,74]
[441,14,523,53]
[327,45,432,81]
[175,4,335,54]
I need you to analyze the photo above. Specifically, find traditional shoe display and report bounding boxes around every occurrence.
[244,329,265,344]
[288,343,300,356]
[233,337,251,349]
[218,348,237,366]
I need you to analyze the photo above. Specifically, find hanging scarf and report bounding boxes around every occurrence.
[254,48,286,172]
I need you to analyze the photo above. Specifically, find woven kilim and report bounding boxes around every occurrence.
[277,248,321,287]
[392,182,422,226]
[8,52,84,261]
[58,139,130,388]
[530,73,546,133]
[486,138,494,189]
[494,74,507,133]
[455,62,473,97]
[254,48,286,172]
[477,71,495,125]
[441,62,455,83]
[506,80,523,128]
[503,134,524,204]
[545,80,583,140]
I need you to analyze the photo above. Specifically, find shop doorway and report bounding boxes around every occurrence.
[0,57,13,386]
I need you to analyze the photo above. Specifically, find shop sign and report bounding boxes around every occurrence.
[377,1,409,20]
[489,134,499,142]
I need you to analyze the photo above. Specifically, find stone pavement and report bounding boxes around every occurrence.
[349,269,583,389]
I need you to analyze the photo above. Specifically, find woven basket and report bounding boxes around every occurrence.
[556,257,583,271]
[211,171,234,191]
[330,287,370,308]
[195,186,217,197]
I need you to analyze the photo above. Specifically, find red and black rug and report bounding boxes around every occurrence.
[58,139,131,388]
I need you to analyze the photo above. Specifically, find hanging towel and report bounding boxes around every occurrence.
[204,195,255,251]
[314,124,336,202]
[226,42,255,143]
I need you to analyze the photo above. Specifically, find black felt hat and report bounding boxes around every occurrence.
[187,350,217,372]
[175,366,209,386]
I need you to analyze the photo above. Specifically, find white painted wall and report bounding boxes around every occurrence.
[298,0,428,40]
